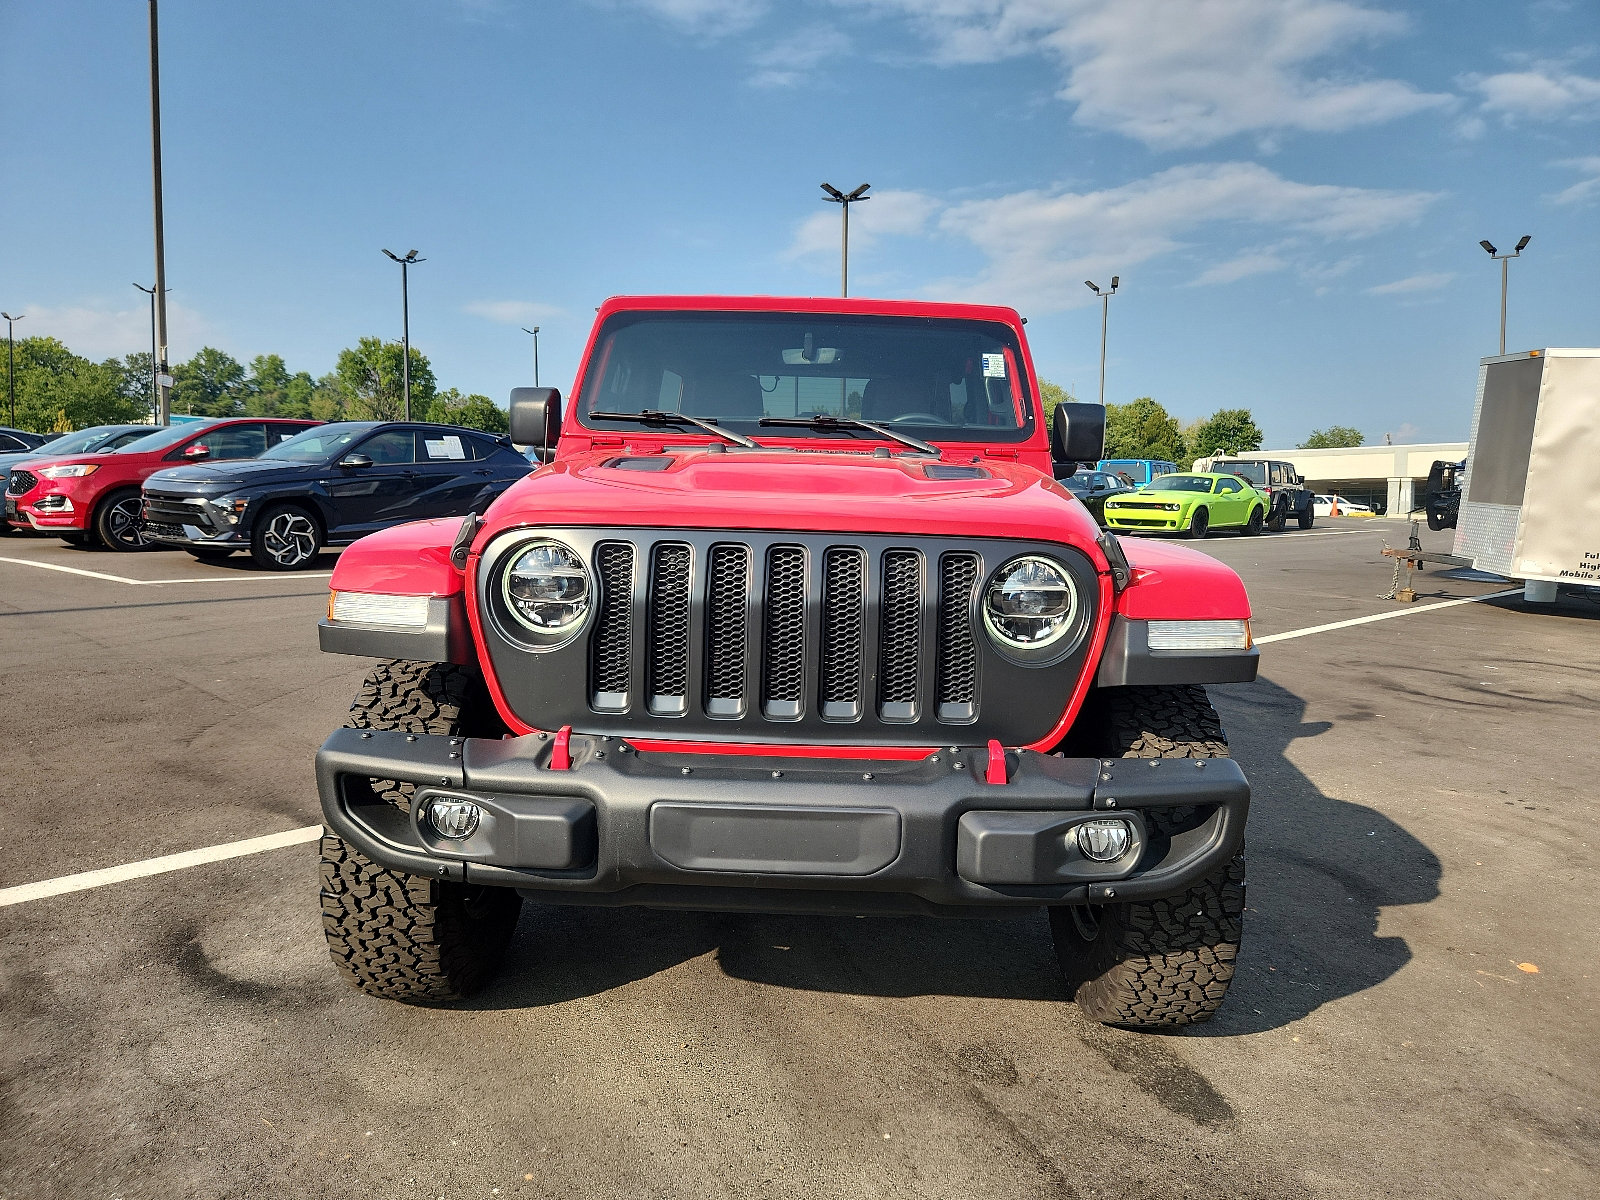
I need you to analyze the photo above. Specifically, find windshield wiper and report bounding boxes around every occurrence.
[758,415,938,456]
[588,409,759,449]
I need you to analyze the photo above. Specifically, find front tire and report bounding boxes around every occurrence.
[1244,505,1265,536]
[1297,506,1314,530]
[320,661,522,1004]
[94,489,149,551]
[1050,685,1246,1029]
[250,503,322,570]
[1184,506,1210,539]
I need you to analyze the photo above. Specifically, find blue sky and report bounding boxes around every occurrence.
[4,0,1598,447]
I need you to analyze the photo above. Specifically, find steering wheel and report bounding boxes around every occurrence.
[888,413,944,426]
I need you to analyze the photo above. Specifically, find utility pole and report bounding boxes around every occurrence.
[132,285,164,422]
[820,182,871,297]
[1,312,21,427]
[148,0,172,425]
[1478,236,1531,355]
[382,249,424,419]
[522,326,541,386]
[1084,277,1120,406]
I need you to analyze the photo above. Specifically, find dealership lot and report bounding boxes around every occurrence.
[1,523,1596,1200]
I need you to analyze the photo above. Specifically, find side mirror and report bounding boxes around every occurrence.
[183,443,211,460]
[1050,402,1105,474]
[509,386,563,456]
[339,452,373,469]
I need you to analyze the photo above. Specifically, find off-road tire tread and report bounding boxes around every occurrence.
[319,660,520,1004]
[1056,684,1245,1029]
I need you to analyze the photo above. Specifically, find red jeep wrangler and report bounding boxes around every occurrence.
[314,296,1258,1029]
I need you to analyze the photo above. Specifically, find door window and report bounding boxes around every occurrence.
[357,429,418,465]
[1216,477,1241,494]
[417,431,475,463]
[190,423,268,460]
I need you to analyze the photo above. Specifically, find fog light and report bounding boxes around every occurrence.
[426,798,481,840]
[1077,818,1133,862]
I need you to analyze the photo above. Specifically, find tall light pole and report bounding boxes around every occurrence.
[2,312,21,427]
[132,284,166,422]
[521,326,540,386]
[1478,236,1530,355]
[821,182,871,297]
[382,249,424,420]
[1084,276,1120,406]
[148,0,171,425]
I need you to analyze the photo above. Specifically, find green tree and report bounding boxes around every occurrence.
[1104,397,1186,463]
[1038,379,1078,427]
[8,336,144,432]
[334,337,436,421]
[1299,425,1365,449]
[171,347,247,416]
[1188,408,1264,461]
[423,387,509,434]
[309,372,345,422]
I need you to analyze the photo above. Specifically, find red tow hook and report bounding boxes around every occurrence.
[549,725,572,771]
[985,739,1009,785]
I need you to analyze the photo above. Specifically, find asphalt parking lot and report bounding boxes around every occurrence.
[2,521,1596,1200]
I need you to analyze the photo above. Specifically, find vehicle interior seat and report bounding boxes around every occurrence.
[861,376,946,423]
[683,372,764,421]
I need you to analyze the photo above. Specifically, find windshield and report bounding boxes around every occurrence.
[1220,462,1265,485]
[1145,475,1214,493]
[259,423,374,463]
[580,312,1035,445]
[115,422,220,454]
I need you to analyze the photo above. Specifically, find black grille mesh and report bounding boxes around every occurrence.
[762,546,806,713]
[937,554,980,707]
[8,470,37,496]
[591,543,634,703]
[820,548,866,711]
[878,550,922,713]
[705,545,749,706]
[648,544,692,707]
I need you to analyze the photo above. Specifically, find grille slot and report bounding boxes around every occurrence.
[647,543,692,715]
[704,544,750,717]
[878,550,923,721]
[762,545,807,720]
[819,548,866,720]
[8,470,37,496]
[937,553,981,721]
[591,542,635,711]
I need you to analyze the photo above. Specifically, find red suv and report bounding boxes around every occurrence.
[6,418,318,550]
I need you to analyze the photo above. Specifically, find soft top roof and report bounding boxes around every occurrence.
[595,294,1026,326]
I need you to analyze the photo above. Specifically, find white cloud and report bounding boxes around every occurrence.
[15,299,214,361]
[1464,62,1600,122]
[463,300,565,324]
[1365,272,1455,295]
[749,25,851,87]
[598,0,766,34]
[1189,252,1289,286]
[841,0,1451,148]
[927,162,1438,309]
[1548,155,1600,205]
[786,188,940,258]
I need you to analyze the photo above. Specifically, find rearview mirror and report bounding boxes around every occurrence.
[1050,402,1106,473]
[339,453,373,469]
[509,386,563,456]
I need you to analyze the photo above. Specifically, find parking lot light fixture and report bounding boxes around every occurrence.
[522,326,540,387]
[132,285,167,422]
[1479,236,1530,355]
[382,249,425,420]
[1085,277,1120,407]
[2,312,21,426]
[821,182,871,297]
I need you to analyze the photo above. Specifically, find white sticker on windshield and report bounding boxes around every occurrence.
[981,353,1007,379]
[425,435,466,460]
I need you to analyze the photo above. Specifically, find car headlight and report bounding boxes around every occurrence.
[203,495,249,524]
[1163,503,1181,511]
[501,539,590,638]
[983,556,1077,649]
[37,463,99,479]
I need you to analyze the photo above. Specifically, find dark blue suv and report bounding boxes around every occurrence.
[141,421,533,569]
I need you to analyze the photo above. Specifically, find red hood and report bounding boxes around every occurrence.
[483,447,1107,554]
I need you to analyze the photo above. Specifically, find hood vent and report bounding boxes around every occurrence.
[923,464,990,481]
[603,456,674,472]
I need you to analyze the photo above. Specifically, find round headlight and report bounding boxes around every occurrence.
[983,555,1077,649]
[502,539,590,636]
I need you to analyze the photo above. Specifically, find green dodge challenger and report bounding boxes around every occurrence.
[1103,471,1268,538]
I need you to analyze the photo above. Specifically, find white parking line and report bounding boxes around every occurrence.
[0,825,324,907]
[0,556,332,585]
[1255,587,1525,644]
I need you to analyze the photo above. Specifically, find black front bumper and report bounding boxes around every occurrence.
[316,729,1249,916]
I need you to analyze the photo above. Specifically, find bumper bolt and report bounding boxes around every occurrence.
[1195,760,1206,768]
[1104,797,1118,808]
[595,751,606,760]
[406,734,417,743]
[930,756,940,764]
[1100,772,1110,781]
[449,751,461,759]
[1104,888,1117,899]
[681,767,692,775]
[360,731,372,739]
[863,773,874,781]
[772,770,783,779]
[952,761,963,770]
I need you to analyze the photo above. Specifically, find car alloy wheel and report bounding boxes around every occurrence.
[104,495,148,549]
[262,510,318,567]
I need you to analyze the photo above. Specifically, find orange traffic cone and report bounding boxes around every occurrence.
[1330,496,1339,517]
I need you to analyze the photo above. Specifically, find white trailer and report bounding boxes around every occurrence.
[1454,348,1600,602]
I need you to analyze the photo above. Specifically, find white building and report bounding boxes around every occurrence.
[1233,443,1467,515]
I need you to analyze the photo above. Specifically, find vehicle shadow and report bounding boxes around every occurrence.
[473,676,1440,1035]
